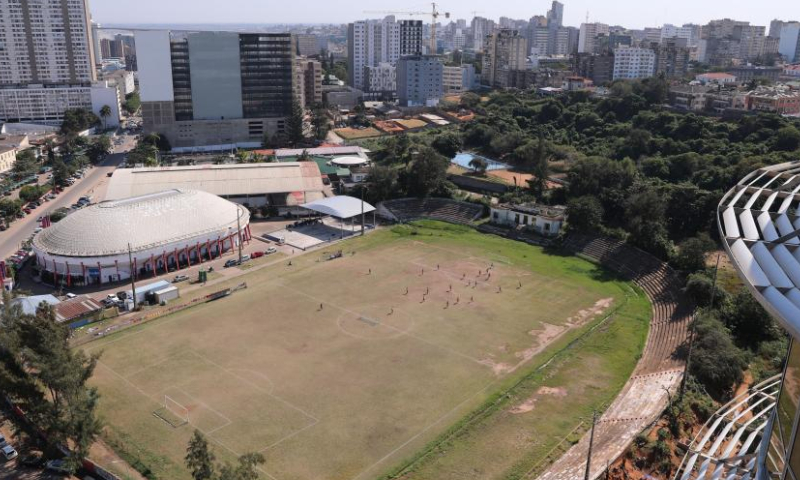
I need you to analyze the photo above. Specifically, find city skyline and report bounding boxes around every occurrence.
[91,0,799,30]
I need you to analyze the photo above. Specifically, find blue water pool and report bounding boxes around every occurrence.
[451,153,510,171]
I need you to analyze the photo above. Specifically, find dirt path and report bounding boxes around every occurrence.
[88,438,146,480]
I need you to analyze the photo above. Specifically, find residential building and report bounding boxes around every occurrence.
[346,17,423,90]
[578,23,610,54]
[661,24,701,47]
[91,21,103,66]
[728,65,782,83]
[442,65,476,94]
[785,64,800,79]
[0,0,96,85]
[0,83,119,127]
[397,55,443,107]
[482,29,528,88]
[471,17,496,51]
[612,47,656,80]
[562,76,593,91]
[696,72,737,85]
[745,85,800,114]
[574,52,615,85]
[779,23,800,62]
[300,59,323,107]
[364,63,396,99]
[101,69,136,98]
[136,30,295,148]
[0,146,15,174]
[490,203,566,237]
[595,33,633,53]
[654,40,691,78]
[295,34,320,56]
[699,19,777,65]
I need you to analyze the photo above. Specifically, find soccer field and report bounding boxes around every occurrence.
[85,222,649,480]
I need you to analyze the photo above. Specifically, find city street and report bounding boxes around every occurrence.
[0,134,135,262]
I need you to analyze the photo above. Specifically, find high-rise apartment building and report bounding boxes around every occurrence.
[482,29,528,88]
[364,63,397,99]
[300,59,322,108]
[295,34,320,57]
[654,40,691,78]
[397,55,443,107]
[0,0,123,126]
[136,30,295,148]
[778,22,800,62]
[347,17,422,90]
[471,17,496,52]
[613,46,656,80]
[0,0,96,85]
[579,23,610,54]
[442,65,476,94]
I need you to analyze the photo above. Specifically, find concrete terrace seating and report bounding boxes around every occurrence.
[538,234,693,480]
[377,198,485,225]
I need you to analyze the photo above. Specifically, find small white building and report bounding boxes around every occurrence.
[0,146,16,175]
[490,203,567,237]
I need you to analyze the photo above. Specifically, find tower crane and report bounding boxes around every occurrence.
[363,2,450,54]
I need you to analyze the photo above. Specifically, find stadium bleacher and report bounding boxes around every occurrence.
[378,198,485,225]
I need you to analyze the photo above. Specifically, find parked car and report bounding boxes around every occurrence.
[65,293,77,299]
[117,291,128,301]
[0,434,7,447]
[18,452,43,467]
[224,259,239,268]
[45,459,71,474]
[266,247,278,254]
[173,275,189,283]
[23,208,30,214]
[240,254,251,263]
[2,445,17,461]
[250,251,264,259]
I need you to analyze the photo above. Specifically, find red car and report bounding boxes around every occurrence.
[251,251,265,259]
[23,208,31,214]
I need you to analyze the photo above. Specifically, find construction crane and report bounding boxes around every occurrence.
[364,2,450,54]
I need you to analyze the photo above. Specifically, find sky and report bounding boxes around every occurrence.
[91,0,799,29]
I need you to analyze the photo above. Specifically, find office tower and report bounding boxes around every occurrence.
[295,34,320,57]
[779,23,800,62]
[397,55,443,107]
[136,30,295,148]
[91,21,103,66]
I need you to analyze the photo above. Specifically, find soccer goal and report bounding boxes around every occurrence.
[153,395,190,428]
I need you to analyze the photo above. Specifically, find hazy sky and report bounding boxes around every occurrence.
[91,0,799,29]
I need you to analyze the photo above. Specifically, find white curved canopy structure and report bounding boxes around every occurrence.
[301,196,375,219]
[331,156,369,167]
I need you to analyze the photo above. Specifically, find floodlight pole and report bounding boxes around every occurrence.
[128,242,137,311]
[236,205,243,264]
[361,185,368,236]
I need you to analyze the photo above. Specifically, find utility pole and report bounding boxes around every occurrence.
[361,185,368,236]
[128,243,137,311]
[585,410,597,480]
[236,206,243,264]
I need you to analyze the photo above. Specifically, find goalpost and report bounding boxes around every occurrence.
[165,395,190,425]
[153,394,190,428]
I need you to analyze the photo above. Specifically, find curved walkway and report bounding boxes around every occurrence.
[536,235,693,480]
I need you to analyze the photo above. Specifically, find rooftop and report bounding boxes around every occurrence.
[497,202,567,219]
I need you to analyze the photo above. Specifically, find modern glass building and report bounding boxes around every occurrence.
[677,161,800,480]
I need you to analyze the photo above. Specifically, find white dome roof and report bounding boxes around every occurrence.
[33,189,249,257]
[331,156,368,166]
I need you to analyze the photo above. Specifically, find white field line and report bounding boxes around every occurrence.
[174,385,233,428]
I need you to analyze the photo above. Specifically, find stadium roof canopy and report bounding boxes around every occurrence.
[719,160,800,339]
[301,196,375,220]
[33,190,248,257]
[331,156,369,167]
[105,163,324,201]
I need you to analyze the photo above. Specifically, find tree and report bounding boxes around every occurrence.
[127,143,159,167]
[311,106,329,141]
[460,92,481,109]
[19,185,46,203]
[625,187,673,259]
[690,312,747,397]
[88,136,112,164]
[431,132,463,159]
[61,108,99,136]
[365,165,399,202]
[142,133,171,152]
[12,150,37,179]
[722,291,782,348]
[672,236,713,273]
[404,147,450,198]
[468,157,488,174]
[185,430,215,480]
[99,104,112,131]
[287,101,306,146]
[0,298,102,472]
[684,271,728,308]
[566,196,604,233]
[123,91,141,114]
[513,135,549,197]
[52,158,72,187]
[774,126,800,152]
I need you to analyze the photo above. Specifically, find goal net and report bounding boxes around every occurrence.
[153,395,190,427]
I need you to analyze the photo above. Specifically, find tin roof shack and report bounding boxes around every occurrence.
[54,295,104,328]
[490,203,567,237]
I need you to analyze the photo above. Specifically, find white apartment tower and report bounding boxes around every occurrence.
[0,0,97,85]
[613,46,656,80]
[347,17,423,91]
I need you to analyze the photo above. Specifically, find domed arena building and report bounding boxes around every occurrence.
[32,189,251,286]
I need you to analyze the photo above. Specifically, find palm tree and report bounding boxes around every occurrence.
[99,105,112,131]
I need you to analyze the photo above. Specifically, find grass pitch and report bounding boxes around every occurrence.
[86,222,649,480]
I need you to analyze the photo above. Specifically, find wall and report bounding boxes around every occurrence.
[90,83,121,127]
[135,31,174,102]
[188,32,244,120]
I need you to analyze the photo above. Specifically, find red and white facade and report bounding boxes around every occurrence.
[31,189,251,286]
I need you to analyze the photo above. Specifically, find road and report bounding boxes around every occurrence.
[0,134,135,262]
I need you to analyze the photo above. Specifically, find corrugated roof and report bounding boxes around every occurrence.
[275,146,368,158]
[33,190,249,257]
[302,196,376,219]
[54,296,103,323]
[11,295,60,315]
[105,163,324,200]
